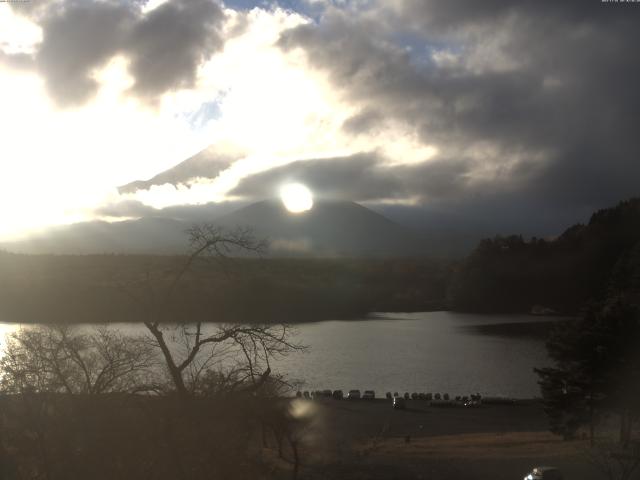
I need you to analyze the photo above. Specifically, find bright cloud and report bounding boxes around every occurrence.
[4,0,632,242]
[0,2,443,239]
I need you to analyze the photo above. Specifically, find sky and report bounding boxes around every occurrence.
[0,0,639,241]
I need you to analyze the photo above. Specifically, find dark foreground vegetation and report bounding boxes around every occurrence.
[0,323,311,480]
[530,217,640,479]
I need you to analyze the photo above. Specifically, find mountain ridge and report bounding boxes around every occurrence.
[1,199,431,257]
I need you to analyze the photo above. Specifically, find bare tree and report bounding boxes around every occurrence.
[136,224,304,397]
[0,325,157,395]
[0,325,160,480]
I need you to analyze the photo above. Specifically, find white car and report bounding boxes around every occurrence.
[524,466,563,480]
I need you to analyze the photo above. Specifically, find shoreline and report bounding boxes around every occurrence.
[286,397,598,480]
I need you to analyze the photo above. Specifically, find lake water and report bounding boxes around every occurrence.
[0,311,560,398]
[276,312,558,398]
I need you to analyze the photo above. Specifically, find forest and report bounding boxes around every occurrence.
[449,198,640,314]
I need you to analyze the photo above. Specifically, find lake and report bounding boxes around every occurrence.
[0,311,562,398]
[276,312,560,398]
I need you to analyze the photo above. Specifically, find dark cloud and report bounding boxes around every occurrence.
[230,152,500,207]
[277,1,640,230]
[229,153,406,202]
[126,0,226,99]
[35,0,136,105]
[95,199,158,218]
[95,198,245,221]
[341,108,383,135]
[6,0,227,106]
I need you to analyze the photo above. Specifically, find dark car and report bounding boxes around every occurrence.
[524,466,563,480]
[347,389,361,400]
[393,396,406,410]
[363,390,376,400]
[332,389,344,400]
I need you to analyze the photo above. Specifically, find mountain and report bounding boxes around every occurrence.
[1,199,430,257]
[215,199,428,257]
[117,146,237,194]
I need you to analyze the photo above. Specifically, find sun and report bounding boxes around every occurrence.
[280,183,313,213]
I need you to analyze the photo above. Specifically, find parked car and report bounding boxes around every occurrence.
[347,389,361,400]
[303,391,310,399]
[322,389,332,397]
[523,466,563,480]
[393,396,406,410]
[385,392,392,400]
[332,390,344,400]
[295,391,302,398]
[411,392,418,400]
[403,392,410,400]
[363,390,376,400]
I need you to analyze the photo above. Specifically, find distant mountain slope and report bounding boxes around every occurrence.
[118,146,237,194]
[1,199,430,257]
[215,199,428,257]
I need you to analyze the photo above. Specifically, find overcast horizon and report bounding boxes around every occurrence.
[1,0,639,243]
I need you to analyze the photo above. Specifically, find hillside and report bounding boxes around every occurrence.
[449,198,640,314]
[1,199,431,258]
[215,199,428,257]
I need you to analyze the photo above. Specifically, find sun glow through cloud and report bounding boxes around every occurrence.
[0,3,445,240]
[280,183,313,213]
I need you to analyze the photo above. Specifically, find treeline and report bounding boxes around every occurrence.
[0,253,451,324]
[449,198,640,314]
